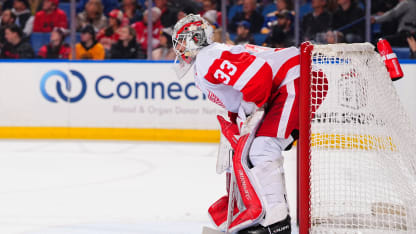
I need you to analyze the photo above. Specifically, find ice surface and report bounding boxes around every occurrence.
[0,140,298,234]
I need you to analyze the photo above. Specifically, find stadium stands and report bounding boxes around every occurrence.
[30,32,80,55]
[3,1,413,59]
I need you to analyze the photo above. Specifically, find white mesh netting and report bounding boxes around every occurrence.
[308,43,416,233]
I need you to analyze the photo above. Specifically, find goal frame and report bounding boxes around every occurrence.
[298,41,313,234]
[297,41,416,234]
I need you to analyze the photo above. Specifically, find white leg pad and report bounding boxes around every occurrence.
[249,137,291,227]
[249,136,293,167]
[251,160,289,227]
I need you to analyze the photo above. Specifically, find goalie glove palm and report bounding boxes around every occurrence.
[217,115,240,149]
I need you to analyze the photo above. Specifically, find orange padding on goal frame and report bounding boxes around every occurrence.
[0,126,221,143]
[311,133,397,151]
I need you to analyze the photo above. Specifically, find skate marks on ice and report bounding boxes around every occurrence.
[0,140,158,196]
[0,140,298,234]
[0,140,223,234]
[22,221,210,234]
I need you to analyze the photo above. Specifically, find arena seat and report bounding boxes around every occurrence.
[228,33,236,41]
[58,2,71,26]
[299,2,312,18]
[261,3,277,17]
[253,33,267,45]
[63,33,81,45]
[30,32,51,55]
[59,2,71,17]
[392,47,411,59]
[228,4,243,21]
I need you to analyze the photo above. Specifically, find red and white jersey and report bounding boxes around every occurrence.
[193,43,300,116]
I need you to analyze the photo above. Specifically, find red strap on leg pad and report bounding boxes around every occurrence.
[208,195,240,229]
[228,134,265,233]
[217,115,239,149]
[208,195,228,227]
[208,172,240,229]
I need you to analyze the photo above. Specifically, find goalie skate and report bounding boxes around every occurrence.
[238,215,291,234]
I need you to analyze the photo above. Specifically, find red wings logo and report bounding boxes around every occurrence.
[208,90,225,108]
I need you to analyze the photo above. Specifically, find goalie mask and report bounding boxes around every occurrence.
[172,14,213,79]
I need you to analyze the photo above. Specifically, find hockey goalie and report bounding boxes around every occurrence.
[172,14,298,233]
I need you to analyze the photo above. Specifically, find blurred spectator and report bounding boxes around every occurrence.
[38,27,70,58]
[76,0,118,16]
[202,10,217,25]
[326,0,339,12]
[301,0,332,41]
[371,0,398,38]
[1,24,34,58]
[407,34,416,59]
[0,9,16,48]
[110,25,146,59]
[120,0,143,24]
[234,20,254,45]
[155,0,178,28]
[331,0,364,43]
[73,24,105,59]
[371,0,399,15]
[227,0,243,21]
[264,9,294,47]
[28,0,41,15]
[76,0,108,32]
[131,6,162,50]
[33,0,68,32]
[152,28,175,60]
[372,0,416,47]
[96,9,124,51]
[212,27,234,44]
[176,6,195,21]
[176,9,187,21]
[276,0,294,11]
[200,0,221,26]
[229,0,264,33]
[11,0,34,35]
[0,10,16,26]
[263,0,294,33]
[171,0,202,13]
[1,0,14,11]
[324,29,344,43]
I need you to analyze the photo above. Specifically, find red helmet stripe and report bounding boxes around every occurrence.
[176,21,203,38]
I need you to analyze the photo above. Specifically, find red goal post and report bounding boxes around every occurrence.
[298,42,416,234]
[299,41,313,234]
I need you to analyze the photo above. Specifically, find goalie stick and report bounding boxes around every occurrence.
[204,133,237,234]
[225,164,236,233]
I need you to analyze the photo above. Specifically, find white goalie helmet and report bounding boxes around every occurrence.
[172,14,214,79]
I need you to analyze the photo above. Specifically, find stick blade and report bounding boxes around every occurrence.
[202,226,224,234]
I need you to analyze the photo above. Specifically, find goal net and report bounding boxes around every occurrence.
[298,42,416,234]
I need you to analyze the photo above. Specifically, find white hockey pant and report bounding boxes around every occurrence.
[248,136,292,227]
